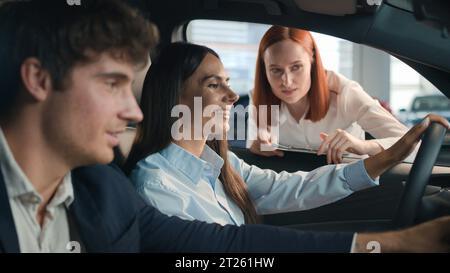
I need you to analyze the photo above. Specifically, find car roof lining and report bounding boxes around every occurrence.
[142,0,450,98]
[366,4,450,73]
[385,0,414,12]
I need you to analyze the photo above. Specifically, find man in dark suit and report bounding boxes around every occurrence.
[0,0,448,253]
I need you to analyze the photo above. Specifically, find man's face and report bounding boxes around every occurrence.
[42,53,143,166]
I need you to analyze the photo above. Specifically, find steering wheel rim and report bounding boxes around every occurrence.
[394,122,447,229]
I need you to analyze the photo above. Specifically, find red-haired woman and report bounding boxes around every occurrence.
[248,26,409,164]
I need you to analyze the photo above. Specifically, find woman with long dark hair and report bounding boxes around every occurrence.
[124,42,440,226]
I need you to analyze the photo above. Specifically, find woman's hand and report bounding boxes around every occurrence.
[248,130,284,157]
[364,114,450,179]
[318,129,383,164]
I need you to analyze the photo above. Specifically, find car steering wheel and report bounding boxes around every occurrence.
[394,122,447,229]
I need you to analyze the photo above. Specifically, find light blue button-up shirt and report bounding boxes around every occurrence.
[130,143,378,226]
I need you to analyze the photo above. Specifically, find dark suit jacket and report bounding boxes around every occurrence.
[0,164,353,253]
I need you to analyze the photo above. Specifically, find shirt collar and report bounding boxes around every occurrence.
[280,102,289,124]
[159,143,224,185]
[280,100,310,125]
[0,127,74,208]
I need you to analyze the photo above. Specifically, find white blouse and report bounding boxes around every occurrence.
[247,70,409,152]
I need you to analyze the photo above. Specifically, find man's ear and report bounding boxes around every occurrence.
[20,57,52,101]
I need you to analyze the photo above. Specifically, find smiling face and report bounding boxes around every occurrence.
[180,53,238,139]
[42,52,143,166]
[263,39,313,105]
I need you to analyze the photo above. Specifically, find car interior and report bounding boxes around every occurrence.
[116,0,450,233]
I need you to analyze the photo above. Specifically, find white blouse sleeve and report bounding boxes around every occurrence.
[338,77,408,149]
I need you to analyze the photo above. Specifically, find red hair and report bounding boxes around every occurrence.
[253,26,329,125]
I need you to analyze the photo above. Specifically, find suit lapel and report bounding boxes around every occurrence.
[0,167,20,253]
[70,171,111,253]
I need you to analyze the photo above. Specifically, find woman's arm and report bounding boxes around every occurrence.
[318,74,410,163]
[229,151,378,215]
[234,115,448,215]
[364,114,449,179]
[343,80,408,149]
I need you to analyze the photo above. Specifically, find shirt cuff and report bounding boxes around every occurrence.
[350,233,358,253]
[343,159,379,191]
